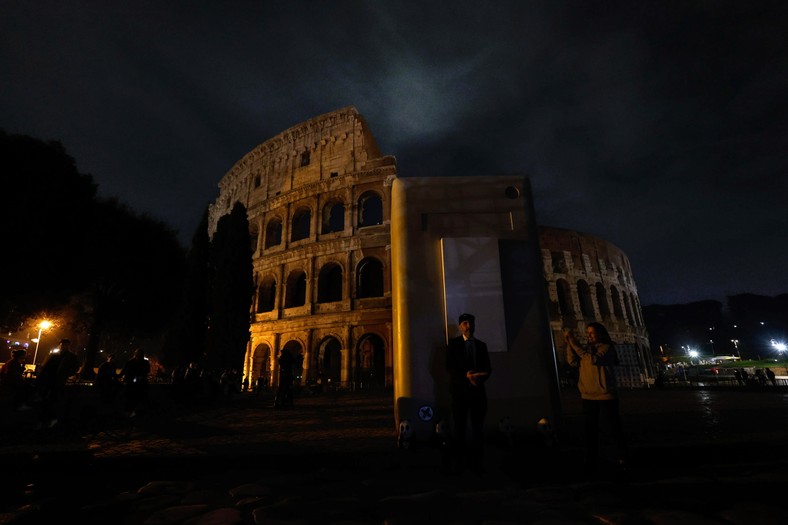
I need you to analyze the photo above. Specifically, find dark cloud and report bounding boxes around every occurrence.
[2,1,786,306]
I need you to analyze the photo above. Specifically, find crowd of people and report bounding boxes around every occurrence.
[169,361,245,402]
[1,325,783,471]
[733,366,778,386]
[0,331,327,436]
[0,340,156,428]
[0,339,80,428]
[0,340,262,432]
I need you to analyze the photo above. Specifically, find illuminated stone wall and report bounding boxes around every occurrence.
[539,225,654,383]
[209,107,653,395]
[209,107,396,391]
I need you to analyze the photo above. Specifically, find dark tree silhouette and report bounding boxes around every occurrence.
[0,131,97,328]
[206,202,254,372]
[78,199,185,378]
[1,131,185,375]
[161,209,212,370]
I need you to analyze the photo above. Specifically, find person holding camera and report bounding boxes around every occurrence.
[446,312,492,475]
[565,322,627,475]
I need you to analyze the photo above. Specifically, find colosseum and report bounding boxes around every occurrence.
[539,226,653,387]
[208,106,653,395]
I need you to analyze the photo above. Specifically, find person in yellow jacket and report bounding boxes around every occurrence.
[565,322,627,474]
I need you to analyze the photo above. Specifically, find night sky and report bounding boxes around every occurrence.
[2,1,786,306]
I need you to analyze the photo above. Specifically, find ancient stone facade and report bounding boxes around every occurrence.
[209,107,652,391]
[208,107,396,391]
[539,226,653,383]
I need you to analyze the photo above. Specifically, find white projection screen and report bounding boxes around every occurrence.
[440,237,507,352]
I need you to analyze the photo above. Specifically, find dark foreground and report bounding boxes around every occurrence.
[1,386,787,524]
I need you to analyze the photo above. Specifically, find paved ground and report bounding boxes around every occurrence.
[1,385,787,524]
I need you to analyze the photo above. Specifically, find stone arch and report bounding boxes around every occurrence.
[577,279,594,318]
[285,269,307,308]
[595,282,611,319]
[317,262,343,303]
[356,257,384,298]
[291,206,311,242]
[256,275,277,313]
[624,293,635,326]
[611,286,624,318]
[281,339,305,385]
[357,333,385,389]
[321,199,345,234]
[317,336,343,389]
[358,190,382,227]
[550,251,567,273]
[264,216,283,248]
[251,343,272,390]
[556,278,573,317]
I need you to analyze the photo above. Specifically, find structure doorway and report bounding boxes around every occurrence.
[357,334,385,389]
[251,344,272,391]
[318,337,343,390]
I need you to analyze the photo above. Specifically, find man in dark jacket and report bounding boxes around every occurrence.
[446,313,492,474]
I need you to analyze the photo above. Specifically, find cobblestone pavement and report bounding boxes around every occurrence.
[1,386,787,524]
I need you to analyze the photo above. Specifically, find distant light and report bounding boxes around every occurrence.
[689,350,699,358]
[771,340,787,352]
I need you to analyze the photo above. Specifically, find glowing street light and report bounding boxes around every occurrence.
[682,345,699,362]
[731,339,741,359]
[32,320,52,368]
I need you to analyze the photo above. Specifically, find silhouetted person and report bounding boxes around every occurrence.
[1,348,33,410]
[565,323,627,474]
[36,338,80,428]
[655,368,666,388]
[183,361,203,399]
[765,367,777,386]
[733,368,743,386]
[274,348,294,408]
[220,368,241,398]
[119,348,150,416]
[446,312,492,475]
[95,354,120,403]
[255,374,267,395]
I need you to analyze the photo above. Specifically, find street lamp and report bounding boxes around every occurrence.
[32,320,52,368]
